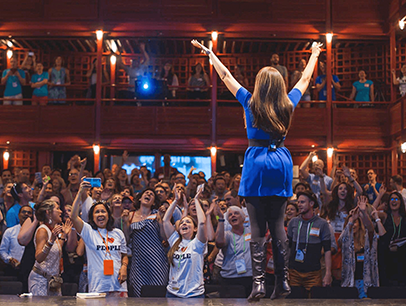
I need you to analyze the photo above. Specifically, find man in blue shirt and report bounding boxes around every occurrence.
[1,57,26,105]
[363,169,381,204]
[315,61,341,105]
[6,183,34,228]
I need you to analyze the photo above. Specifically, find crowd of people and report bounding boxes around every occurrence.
[3,41,405,106]
[0,151,404,299]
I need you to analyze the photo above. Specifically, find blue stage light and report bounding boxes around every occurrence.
[143,83,149,90]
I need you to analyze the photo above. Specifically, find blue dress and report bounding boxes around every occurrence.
[236,87,302,198]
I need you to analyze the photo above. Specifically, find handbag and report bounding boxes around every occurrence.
[33,266,63,291]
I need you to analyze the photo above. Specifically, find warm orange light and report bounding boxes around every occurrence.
[96,30,104,40]
[210,146,217,156]
[211,31,218,41]
[93,144,100,155]
[327,147,334,158]
[6,50,13,59]
[402,142,406,153]
[326,33,333,43]
[110,55,116,65]
[3,151,9,161]
[312,155,318,163]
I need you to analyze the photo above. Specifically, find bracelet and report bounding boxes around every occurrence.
[42,244,50,254]
[375,218,381,223]
[47,240,54,246]
[218,218,225,222]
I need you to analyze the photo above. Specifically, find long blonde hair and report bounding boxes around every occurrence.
[249,67,293,138]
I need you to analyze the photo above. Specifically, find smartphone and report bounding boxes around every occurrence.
[84,177,101,188]
[197,183,205,194]
[35,172,42,184]
[28,52,34,56]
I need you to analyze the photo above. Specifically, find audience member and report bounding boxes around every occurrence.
[48,56,71,104]
[71,180,128,297]
[300,152,333,207]
[270,54,288,88]
[363,169,381,204]
[315,61,341,104]
[123,188,168,297]
[287,191,332,292]
[187,63,210,99]
[7,183,34,228]
[284,202,298,227]
[2,57,26,105]
[392,66,406,97]
[389,175,406,203]
[349,70,374,107]
[291,58,311,102]
[85,58,110,99]
[211,176,227,201]
[163,186,207,298]
[160,62,179,99]
[31,63,48,106]
[0,205,33,276]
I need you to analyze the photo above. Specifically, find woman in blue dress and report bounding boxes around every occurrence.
[191,39,322,301]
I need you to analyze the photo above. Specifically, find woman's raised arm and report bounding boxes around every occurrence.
[293,42,322,95]
[191,40,241,97]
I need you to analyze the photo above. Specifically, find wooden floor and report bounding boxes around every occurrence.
[1,296,406,306]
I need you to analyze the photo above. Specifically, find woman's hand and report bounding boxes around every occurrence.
[50,224,63,243]
[311,42,323,57]
[191,39,211,55]
[79,178,92,194]
[371,207,379,220]
[118,265,127,284]
[62,218,73,236]
[214,201,224,220]
[357,196,368,211]
[378,184,386,196]
[206,200,216,216]
[121,209,130,223]
[348,207,359,223]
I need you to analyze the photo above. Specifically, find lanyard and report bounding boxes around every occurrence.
[295,221,313,252]
[233,229,245,255]
[391,214,402,241]
[97,229,112,258]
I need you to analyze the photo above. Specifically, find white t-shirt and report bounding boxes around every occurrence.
[167,231,207,297]
[80,222,127,293]
[401,188,406,205]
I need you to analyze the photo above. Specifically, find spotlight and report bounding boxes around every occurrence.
[402,142,406,153]
[6,40,13,48]
[400,18,406,30]
[110,55,116,65]
[326,33,333,43]
[96,30,103,40]
[143,83,149,90]
[210,146,217,156]
[211,31,218,41]
[327,147,334,158]
[3,151,9,161]
[6,50,13,59]
[93,144,100,155]
[312,155,318,163]
[111,40,118,53]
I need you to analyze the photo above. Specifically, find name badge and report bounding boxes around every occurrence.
[365,84,370,88]
[244,233,251,241]
[171,280,179,291]
[356,254,364,262]
[310,227,320,237]
[56,81,61,85]
[147,214,157,220]
[12,82,18,88]
[37,78,42,82]
[235,258,247,274]
[295,249,305,262]
[103,259,114,275]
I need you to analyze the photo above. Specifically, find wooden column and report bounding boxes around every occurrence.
[326,0,333,175]
[110,55,116,101]
[390,29,396,102]
[392,141,398,176]
[210,33,218,173]
[95,31,103,144]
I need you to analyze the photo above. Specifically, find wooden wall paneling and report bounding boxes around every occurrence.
[398,152,406,183]
[390,102,402,135]
[0,106,37,134]
[335,152,390,185]
[0,0,43,20]
[332,108,389,147]
[160,0,213,17]
[289,108,328,138]
[43,0,98,20]
[155,107,211,136]
[103,0,161,21]
[10,150,37,178]
[217,106,245,137]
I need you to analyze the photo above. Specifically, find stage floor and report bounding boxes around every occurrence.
[0,296,406,306]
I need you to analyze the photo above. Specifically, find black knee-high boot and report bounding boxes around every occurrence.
[270,238,290,300]
[247,241,267,302]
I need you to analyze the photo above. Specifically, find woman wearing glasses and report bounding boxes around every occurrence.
[378,191,406,286]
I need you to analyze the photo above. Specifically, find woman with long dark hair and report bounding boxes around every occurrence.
[191,39,322,301]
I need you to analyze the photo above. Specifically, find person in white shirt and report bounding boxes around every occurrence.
[215,205,252,297]
[71,179,128,297]
[0,205,33,276]
[163,186,207,298]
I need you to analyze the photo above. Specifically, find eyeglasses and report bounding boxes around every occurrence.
[391,197,400,202]
[21,210,32,215]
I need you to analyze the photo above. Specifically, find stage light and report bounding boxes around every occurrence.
[143,83,149,90]
[93,144,100,155]
[110,55,116,65]
[6,50,13,59]
[401,142,406,153]
[210,146,217,156]
[326,33,333,43]
[312,155,318,163]
[327,147,334,158]
[211,31,218,41]
[400,17,406,30]
[6,41,13,48]
[96,30,103,40]
[111,40,118,53]
[3,151,9,161]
